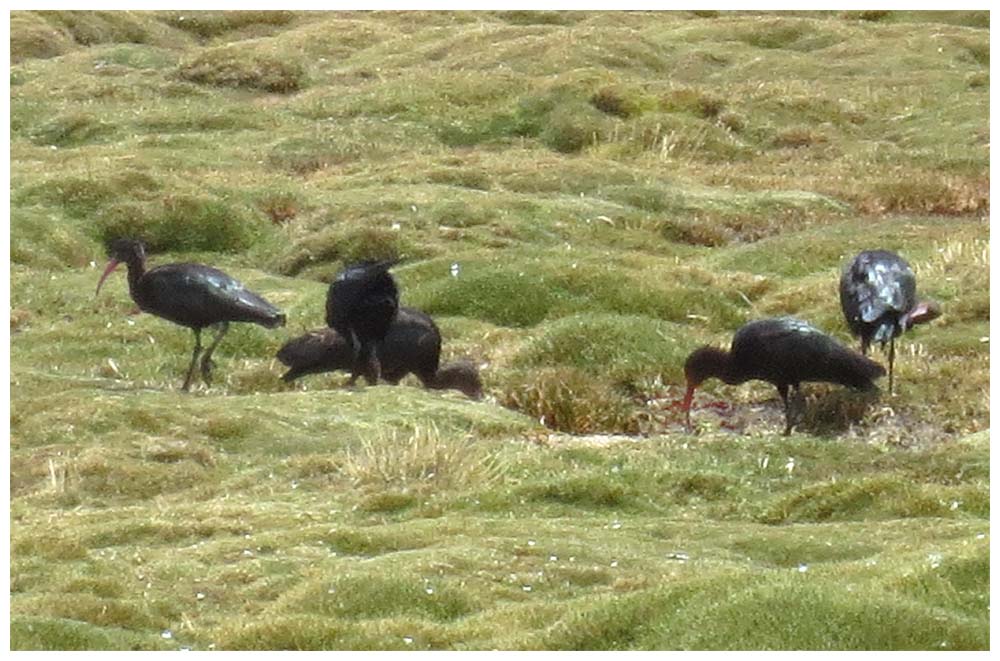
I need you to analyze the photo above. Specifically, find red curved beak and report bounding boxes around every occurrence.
[95,258,121,297]
[682,382,696,432]
[904,300,942,328]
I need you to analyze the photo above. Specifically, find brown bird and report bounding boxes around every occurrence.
[278,306,483,400]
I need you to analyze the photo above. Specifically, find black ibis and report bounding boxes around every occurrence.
[682,316,886,435]
[325,259,400,385]
[839,249,941,395]
[96,238,286,391]
[277,306,484,399]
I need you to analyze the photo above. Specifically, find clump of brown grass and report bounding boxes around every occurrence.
[657,216,732,247]
[140,438,217,467]
[772,126,829,149]
[499,367,641,434]
[158,10,296,39]
[176,46,306,93]
[275,225,404,277]
[10,308,33,332]
[340,424,506,492]
[590,87,638,118]
[660,87,726,119]
[541,106,607,154]
[717,111,746,133]
[967,72,989,88]
[797,386,881,435]
[858,175,989,216]
[10,11,74,63]
[257,192,300,225]
[842,10,891,22]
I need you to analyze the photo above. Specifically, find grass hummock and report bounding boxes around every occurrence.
[10,9,988,651]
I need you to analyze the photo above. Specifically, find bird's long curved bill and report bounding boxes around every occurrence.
[681,383,696,432]
[95,259,121,297]
[904,300,943,328]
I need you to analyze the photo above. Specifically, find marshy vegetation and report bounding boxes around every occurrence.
[10,10,989,650]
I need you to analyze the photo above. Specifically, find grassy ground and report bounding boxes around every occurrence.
[9,10,989,650]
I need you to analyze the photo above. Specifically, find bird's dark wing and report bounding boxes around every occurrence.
[733,317,835,368]
[732,316,883,389]
[141,264,284,328]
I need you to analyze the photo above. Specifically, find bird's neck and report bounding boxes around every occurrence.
[122,256,147,299]
[717,358,745,385]
[700,348,743,385]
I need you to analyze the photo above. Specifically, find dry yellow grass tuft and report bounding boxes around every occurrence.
[341,424,507,492]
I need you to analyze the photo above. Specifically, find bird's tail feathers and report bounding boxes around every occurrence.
[263,311,287,329]
[840,349,886,390]
[871,321,897,347]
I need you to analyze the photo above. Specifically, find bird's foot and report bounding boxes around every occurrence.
[364,358,382,386]
[200,358,215,386]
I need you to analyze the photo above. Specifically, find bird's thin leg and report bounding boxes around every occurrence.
[356,342,381,386]
[200,322,230,386]
[182,328,203,391]
[343,331,364,388]
[777,383,793,436]
[791,384,806,432]
[887,335,896,397]
[366,342,382,385]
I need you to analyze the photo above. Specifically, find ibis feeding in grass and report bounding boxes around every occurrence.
[682,316,886,435]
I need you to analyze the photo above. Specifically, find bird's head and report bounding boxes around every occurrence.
[435,361,485,400]
[107,238,146,263]
[681,346,731,431]
[96,238,147,297]
[276,329,355,371]
[904,299,943,329]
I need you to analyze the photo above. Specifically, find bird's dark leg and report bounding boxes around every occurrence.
[182,328,203,392]
[777,383,794,436]
[200,322,230,386]
[369,341,382,385]
[343,331,364,388]
[791,384,807,434]
[887,335,896,397]
[358,342,381,386]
